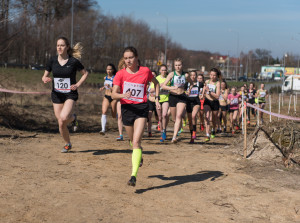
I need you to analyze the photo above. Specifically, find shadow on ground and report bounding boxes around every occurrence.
[135,170,224,194]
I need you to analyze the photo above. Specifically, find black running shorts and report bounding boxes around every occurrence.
[121,103,149,126]
[51,91,78,104]
[169,93,187,107]
[147,100,156,111]
[105,95,113,103]
[186,97,200,113]
[204,98,219,111]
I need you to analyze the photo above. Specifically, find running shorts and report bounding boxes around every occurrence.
[51,91,78,104]
[105,95,113,103]
[186,97,200,113]
[169,93,187,107]
[121,103,149,126]
[203,98,219,111]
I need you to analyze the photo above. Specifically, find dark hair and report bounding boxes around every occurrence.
[249,82,255,88]
[197,74,204,83]
[221,80,228,89]
[106,63,117,75]
[160,64,167,70]
[123,46,138,57]
[152,71,158,76]
[210,67,222,81]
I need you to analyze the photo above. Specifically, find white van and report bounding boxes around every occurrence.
[282,75,300,92]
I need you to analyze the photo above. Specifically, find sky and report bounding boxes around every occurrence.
[96,0,300,58]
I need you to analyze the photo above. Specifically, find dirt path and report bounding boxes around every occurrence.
[0,128,300,223]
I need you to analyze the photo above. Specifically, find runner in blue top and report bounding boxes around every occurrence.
[99,64,117,135]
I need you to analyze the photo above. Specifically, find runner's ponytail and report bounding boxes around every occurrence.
[71,42,83,60]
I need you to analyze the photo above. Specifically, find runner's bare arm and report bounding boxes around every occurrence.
[162,72,177,90]
[151,77,161,110]
[71,69,89,91]
[112,85,131,100]
[42,70,52,83]
[210,81,221,99]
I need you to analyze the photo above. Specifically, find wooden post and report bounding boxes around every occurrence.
[243,102,247,158]
[278,94,281,120]
[294,94,296,114]
[242,92,244,134]
[288,94,292,114]
[269,95,271,123]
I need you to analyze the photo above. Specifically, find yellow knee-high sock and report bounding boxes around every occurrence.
[131,148,142,177]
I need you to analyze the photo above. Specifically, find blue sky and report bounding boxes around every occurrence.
[96,0,300,58]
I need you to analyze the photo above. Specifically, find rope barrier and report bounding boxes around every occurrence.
[246,103,300,121]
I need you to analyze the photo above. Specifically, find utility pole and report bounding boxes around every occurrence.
[71,0,74,47]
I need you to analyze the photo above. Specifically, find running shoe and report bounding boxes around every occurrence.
[171,138,178,144]
[183,119,187,127]
[157,123,161,131]
[148,132,152,137]
[160,133,164,142]
[61,143,72,153]
[127,176,136,187]
[211,131,215,139]
[235,126,240,130]
[192,131,197,139]
[189,138,194,144]
[178,128,183,134]
[162,131,167,140]
[200,124,204,131]
[232,130,235,134]
[99,130,105,135]
[204,137,210,142]
[116,135,123,141]
[247,120,250,125]
[216,129,222,134]
[223,127,227,133]
[129,140,133,147]
[71,114,78,132]
[139,157,143,167]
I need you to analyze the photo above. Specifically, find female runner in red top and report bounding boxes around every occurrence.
[112,46,160,186]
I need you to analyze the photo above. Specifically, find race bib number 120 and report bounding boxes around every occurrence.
[123,81,145,102]
[54,78,71,93]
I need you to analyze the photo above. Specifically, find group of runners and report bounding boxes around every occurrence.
[42,37,269,186]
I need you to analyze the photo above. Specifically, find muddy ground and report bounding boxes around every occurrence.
[0,121,300,223]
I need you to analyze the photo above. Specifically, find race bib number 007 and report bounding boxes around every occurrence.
[54,78,71,93]
[123,81,145,102]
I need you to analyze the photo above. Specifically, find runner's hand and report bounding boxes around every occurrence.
[124,90,131,99]
[42,76,52,84]
[70,84,78,91]
[155,100,161,110]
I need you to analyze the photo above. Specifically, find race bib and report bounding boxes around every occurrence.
[123,81,144,102]
[104,80,113,89]
[199,88,203,96]
[260,91,266,98]
[189,87,199,97]
[160,88,169,95]
[54,78,71,93]
[174,75,185,88]
[248,92,253,99]
[231,98,239,105]
[207,84,216,94]
[219,94,224,101]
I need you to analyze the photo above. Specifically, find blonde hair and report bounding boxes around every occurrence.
[71,42,83,60]
[118,57,125,71]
